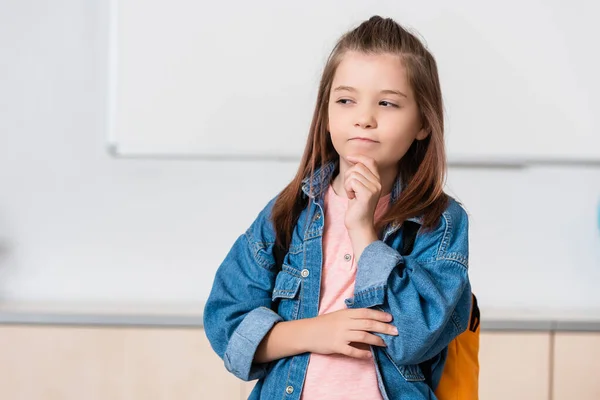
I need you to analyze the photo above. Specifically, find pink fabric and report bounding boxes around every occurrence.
[301,184,391,400]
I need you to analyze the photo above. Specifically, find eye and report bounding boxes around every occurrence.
[380,100,399,108]
[336,99,354,105]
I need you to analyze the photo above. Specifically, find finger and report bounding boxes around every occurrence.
[350,308,394,322]
[344,175,356,199]
[344,164,380,193]
[352,319,399,336]
[347,331,387,347]
[348,163,381,188]
[344,171,377,194]
[344,173,371,199]
[346,176,373,201]
[346,155,380,180]
[341,344,372,359]
[347,156,380,180]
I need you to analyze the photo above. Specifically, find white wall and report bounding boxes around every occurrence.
[0,0,599,312]
[109,0,600,163]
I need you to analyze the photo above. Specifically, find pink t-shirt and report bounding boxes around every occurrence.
[301,184,391,400]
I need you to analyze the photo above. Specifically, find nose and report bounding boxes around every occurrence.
[354,107,377,129]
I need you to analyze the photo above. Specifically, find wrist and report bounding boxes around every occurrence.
[348,224,377,241]
[291,318,317,354]
[349,227,378,261]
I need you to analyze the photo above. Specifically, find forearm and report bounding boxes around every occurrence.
[254,318,314,363]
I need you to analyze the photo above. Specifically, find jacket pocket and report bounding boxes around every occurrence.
[271,266,302,320]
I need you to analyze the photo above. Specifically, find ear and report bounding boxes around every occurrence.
[415,127,429,141]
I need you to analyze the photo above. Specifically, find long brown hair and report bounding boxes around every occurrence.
[272,15,449,249]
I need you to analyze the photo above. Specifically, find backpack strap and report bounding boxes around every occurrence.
[469,294,480,332]
[400,221,420,256]
[273,242,286,271]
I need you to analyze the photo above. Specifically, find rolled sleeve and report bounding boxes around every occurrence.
[345,240,402,309]
[203,196,283,382]
[224,306,283,381]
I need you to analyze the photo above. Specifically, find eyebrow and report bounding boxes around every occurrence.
[333,85,408,98]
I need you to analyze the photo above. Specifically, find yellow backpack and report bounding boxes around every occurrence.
[433,293,480,399]
[401,221,480,399]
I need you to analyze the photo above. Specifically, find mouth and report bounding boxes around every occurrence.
[349,137,379,143]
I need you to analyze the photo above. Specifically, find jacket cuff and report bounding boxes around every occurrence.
[356,240,402,291]
[345,285,386,309]
[223,306,283,381]
[345,240,402,308]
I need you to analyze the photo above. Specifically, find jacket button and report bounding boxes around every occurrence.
[301,269,309,278]
[344,254,352,262]
[285,385,294,394]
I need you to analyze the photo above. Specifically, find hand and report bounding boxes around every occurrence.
[343,155,382,234]
[306,308,398,359]
[343,155,382,260]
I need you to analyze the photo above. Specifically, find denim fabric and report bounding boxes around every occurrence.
[203,161,472,400]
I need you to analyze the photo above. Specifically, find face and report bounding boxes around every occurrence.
[327,51,428,170]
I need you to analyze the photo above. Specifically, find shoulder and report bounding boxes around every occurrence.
[237,194,282,271]
[245,194,279,246]
[412,196,469,268]
[440,196,469,235]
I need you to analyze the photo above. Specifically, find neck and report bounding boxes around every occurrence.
[331,157,398,200]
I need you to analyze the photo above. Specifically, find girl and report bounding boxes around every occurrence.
[204,16,472,400]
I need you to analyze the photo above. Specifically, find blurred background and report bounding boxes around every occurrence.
[0,1,599,399]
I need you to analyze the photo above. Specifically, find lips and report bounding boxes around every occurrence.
[350,137,378,143]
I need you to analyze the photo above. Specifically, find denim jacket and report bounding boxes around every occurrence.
[204,161,472,400]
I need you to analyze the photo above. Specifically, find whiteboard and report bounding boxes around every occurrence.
[107,0,600,164]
